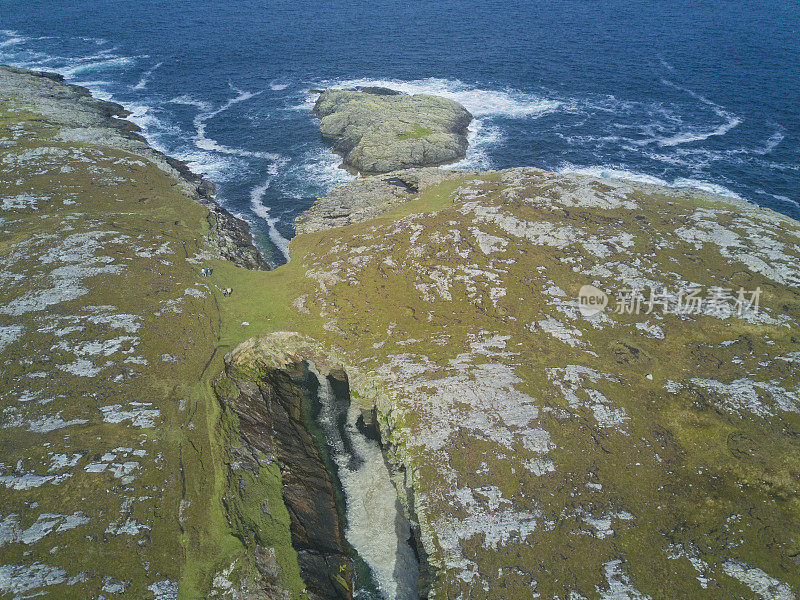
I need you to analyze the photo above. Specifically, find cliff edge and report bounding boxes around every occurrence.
[280,167,800,599]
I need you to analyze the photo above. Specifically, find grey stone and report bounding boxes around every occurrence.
[312,88,472,174]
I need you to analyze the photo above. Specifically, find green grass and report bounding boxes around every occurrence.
[396,123,434,140]
[5,92,800,600]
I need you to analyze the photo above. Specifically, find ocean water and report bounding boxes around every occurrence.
[1,1,798,265]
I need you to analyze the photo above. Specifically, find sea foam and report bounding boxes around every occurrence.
[249,166,292,261]
[306,77,561,171]
[558,163,742,200]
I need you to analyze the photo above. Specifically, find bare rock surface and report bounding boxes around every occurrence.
[295,167,475,235]
[312,88,472,174]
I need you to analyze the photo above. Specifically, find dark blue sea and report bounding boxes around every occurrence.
[2,1,799,264]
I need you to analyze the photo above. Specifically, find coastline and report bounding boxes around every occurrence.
[0,64,270,270]
[3,61,800,600]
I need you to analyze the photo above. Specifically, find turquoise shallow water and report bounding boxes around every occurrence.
[1,0,798,264]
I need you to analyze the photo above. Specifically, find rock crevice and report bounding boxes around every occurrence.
[217,357,353,600]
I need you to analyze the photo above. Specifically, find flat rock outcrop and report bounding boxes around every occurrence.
[312,88,472,174]
[295,167,475,235]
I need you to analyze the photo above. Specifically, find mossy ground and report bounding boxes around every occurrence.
[396,124,435,140]
[3,86,800,600]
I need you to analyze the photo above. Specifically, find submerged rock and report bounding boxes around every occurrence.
[312,88,472,174]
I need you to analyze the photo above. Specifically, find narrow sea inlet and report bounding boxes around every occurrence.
[1,2,799,599]
[310,365,420,600]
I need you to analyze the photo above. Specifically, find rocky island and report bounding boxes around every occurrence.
[1,66,799,600]
[312,88,472,174]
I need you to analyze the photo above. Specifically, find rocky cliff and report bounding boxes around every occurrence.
[3,65,800,600]
[278,167,800,599]
[312,88,472,174]
[0,65,269,270]
[214,342,353,600]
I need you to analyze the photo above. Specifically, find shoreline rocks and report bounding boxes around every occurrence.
[295,165,752,236]
[312,88,472,174]
[295,167,475,235]
[0,65,270,270]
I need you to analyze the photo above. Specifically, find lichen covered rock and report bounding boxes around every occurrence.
[295,167,473,235]
[281,167,800,599]
[312,88,472,174]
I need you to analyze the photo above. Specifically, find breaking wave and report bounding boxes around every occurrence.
[558,163,742,199]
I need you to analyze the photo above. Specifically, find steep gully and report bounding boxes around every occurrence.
[218,358,429,600]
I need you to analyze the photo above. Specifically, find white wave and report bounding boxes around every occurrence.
[285,90,318,112]
[79,36,109,46]
[83,88,114,102]
[328,76,561,118]
[122,102,186,151]
[289,146,356,195]
[653,79,741,146]
[771,194,799,208]
[0,35,25,48]
[132,97,240,179]
[671,178,742,199]
[558,163,742,199]
[640,128,786,174]
[450,118,502,171]
[269,78,290,91]
[132,61,163,90]
[168,94,213,112]
[756,190,799,208]
[249,167,291,260]
[58,56,137,77]
[752,131,784,155]
[658,57,676,72]
[170,88,281,160]
[656,115,741,147]
[313,370,419,600]
[171,148,241,180]
[560,164,670,186]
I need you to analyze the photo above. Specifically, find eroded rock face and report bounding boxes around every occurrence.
[312,89,472,174]
[283,168,800,599]
[215,351,353,600]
